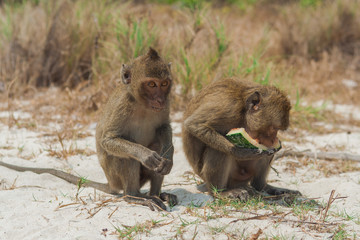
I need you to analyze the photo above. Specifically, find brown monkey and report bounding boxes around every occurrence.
[182,78,301,200]
[0,48,177,211]
[95,47,177,210]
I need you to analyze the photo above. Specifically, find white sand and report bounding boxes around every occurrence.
[1,108,360,239]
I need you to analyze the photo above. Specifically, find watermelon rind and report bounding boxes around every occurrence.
[226,128,281,151]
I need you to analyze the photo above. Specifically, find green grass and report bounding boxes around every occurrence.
[290,200,320,218]
[17,144,25,154]
[300,0,322,8]
[332,224,350,240]
[211,19,228,69]
[0,5,13,41]
[75,176,89,199]
[115,224,148,239]
[294,92,326,118]
[269,234,296,240]
[207,194,271,212]
[291,89,327,129]
[332,209,359,223]
[113,219,167,239]
[115,18,157,61]
[209,224,227,234]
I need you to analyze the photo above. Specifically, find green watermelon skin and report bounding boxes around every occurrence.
[226,128,282,152]
[226,133,258,149]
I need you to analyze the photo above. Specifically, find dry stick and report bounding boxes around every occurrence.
[79,196,87,205]
[86,207,102,219]
[56,202,79,210]
[321,190,337,222]
[108,206,119,219]
[249,228,263,240]
[230,210,337,226]
[9,176,18,190]
[191,224,198,240]
[274,149,360,162]
[255,215,335,226]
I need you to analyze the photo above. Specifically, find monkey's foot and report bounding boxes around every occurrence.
[260,185,305,206]
[220,187,257,202]
[264,185,302,196]
[124,195,167,211]
[160,192,178,207]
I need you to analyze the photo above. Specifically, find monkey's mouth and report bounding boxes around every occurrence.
[245,128,279,148]
[151,105,164,112]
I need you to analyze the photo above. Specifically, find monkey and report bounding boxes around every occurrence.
[95,47,177,211]
[182,78,301,200]
[0,48,177,211]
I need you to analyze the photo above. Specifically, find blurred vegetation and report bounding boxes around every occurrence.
[0,0,359,119]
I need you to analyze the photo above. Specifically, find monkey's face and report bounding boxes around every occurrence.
[245,87,291,148]
[140,77,171,112]
[120,48,172,112]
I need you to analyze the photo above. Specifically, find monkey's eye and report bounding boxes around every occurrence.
[148,81,156,87]
[161,81,168,87]
[123,71,131,81]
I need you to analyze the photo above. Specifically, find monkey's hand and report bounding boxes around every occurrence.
[143,151,173,175]
[264,147,280,155]
[154,157,173,175]
[232,146,275,160]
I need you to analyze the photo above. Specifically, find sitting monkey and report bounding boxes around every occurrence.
[182,78,301,199]
[96,48,177,210]
[0,48,177,211]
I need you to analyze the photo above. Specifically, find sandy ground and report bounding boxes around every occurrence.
[0,107,360,240]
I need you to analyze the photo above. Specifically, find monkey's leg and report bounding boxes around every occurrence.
[251,157,271,192]
[200,148,256,201]
[251,156,301,196]
[151,176,178,207]
[141,168,178,207]
[200,148,233,193]
[109,157,167,211]
[147,140,178,207]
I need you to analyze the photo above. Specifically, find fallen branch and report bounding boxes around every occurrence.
[274,149,360,162]
[230,210,337,227]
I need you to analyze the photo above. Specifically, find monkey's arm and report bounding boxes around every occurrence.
[100,130,171,175]
[156,123,174,160]
[0,161,113,194]
[184,108,267,160]
[152,123,174,174]
[101,130,150,158]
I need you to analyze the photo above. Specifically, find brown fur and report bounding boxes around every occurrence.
[182,78,300,199]
[95,48,177,210]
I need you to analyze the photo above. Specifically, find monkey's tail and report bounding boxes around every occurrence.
[0,161,114,194]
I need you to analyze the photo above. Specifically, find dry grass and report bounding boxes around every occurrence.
[0,0,359,125]
[284,156,360,177]
[274,0,360,104]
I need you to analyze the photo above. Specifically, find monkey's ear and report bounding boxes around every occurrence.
[121,64,131,85]
[246,91,261,111]
[147,47,160,60]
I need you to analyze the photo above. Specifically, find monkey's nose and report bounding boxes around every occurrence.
[156,98,165,106]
